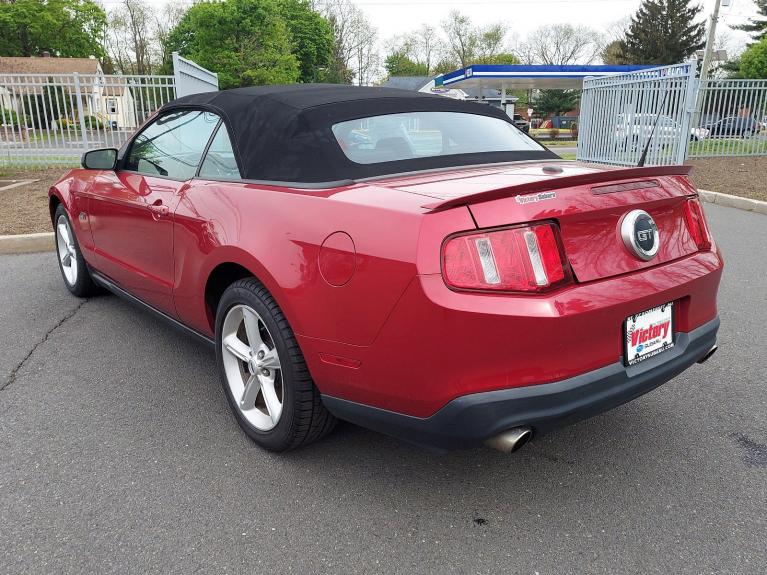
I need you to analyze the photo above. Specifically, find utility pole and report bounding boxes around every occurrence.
[692,0,729,140]
[699,0,726,84]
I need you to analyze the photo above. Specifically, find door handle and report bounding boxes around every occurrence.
[148,201,169,217]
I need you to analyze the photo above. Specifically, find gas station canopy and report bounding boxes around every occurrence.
[440,64,657,91]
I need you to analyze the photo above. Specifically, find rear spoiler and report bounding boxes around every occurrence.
[422,165,693,212]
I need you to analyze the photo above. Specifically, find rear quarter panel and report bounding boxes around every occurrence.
[172,181,451,344]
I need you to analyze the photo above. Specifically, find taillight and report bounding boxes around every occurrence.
[683,198,712,251]
[442,222,570,293]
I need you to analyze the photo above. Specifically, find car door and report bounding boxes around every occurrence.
[88,109,220,315]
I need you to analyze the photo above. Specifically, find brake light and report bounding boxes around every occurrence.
[442,222,569,293]
[683,198,712,251]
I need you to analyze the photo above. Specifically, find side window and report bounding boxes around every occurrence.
[125,110,219,180]
[199,124,242,180]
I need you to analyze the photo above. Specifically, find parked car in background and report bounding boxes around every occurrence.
[703,116,760,138]
[512,113,530,133]
[617,113,710,151]
[50,85,722,454]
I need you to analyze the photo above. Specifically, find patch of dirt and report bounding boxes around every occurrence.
[0,168,67,235]
[687,157,767,202]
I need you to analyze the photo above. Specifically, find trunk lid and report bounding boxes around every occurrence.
[381,161,700,283]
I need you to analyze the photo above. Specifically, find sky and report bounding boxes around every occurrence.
[135,0,761,58]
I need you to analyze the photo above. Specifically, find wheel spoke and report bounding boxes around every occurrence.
[223,334,251,362]
[258,348,281,370]
[240,375,260,410]
[242,307,264,349]
[57,223,71,248]
[260,377,282,424]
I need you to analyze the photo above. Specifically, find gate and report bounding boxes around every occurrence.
[577,63,698,166]
[172,52,219,98]
[0,55,218,169]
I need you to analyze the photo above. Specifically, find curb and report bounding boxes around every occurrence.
[698,189,767,216]
[0,232,54,255]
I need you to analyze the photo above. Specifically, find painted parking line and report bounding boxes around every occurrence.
[0,179,38,192]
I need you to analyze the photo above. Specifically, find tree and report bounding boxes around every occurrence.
[442,11,478,68]
[321,0,379,85]
[0,0,106,58]
[518,24,604,65]
[733,0,767,44]
[619,0,706,65]
[165,0,300,89]
[534,90,580,118]
[602,39,629,64]
[739,37,767,78]
[384,50,428,77]
[104,0,155,75]
[277,0,334,83]
[442,11,510,68]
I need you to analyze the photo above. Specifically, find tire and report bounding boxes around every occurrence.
[215,277,336,451]
[53,204,100,297]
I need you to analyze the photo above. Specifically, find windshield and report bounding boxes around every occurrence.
[332,111,545,165]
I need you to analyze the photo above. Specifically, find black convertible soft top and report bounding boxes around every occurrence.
[161,84,557,184]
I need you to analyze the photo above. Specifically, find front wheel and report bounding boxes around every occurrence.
[215,278,336,451]
[54,204,99,297]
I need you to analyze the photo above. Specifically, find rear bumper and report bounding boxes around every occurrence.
[322,316,719,451]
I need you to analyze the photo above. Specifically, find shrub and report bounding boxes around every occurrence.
[570,122,579,140]
[83,115,104,129]
[549,128,560,140]
[56,117,72,129]
[0,107,20,127]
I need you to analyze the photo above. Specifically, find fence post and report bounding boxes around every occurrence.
[679,62,699,165]
[72,72,89,149]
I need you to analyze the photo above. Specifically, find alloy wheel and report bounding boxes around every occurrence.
[56,214,78,286]
[221,304,283,431]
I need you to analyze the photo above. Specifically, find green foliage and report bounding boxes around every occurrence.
[384,50,429,77]
[83,115,103,129]
[473,52,518,65]
[22,84,76,129]
[277,0,334,82]
[0,107,20,127]
[739,37,767,79]
[165,0,300,89]
[533,90,580,119]
[602,40,629,65]
[620,0,705,65]
[0,0,106,58]
[733,0,767,44]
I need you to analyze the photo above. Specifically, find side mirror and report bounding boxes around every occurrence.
[81,148,117,170]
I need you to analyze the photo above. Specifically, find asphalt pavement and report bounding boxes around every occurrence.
[1,203,765,574]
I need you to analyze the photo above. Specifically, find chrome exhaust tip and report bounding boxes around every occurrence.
[697,344,718,364]
[484,427,533,453]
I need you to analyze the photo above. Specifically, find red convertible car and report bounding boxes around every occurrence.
[49,85,722,453]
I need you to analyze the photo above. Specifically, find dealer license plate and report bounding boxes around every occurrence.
[624,303,674,366]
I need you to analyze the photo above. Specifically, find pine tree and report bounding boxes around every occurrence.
[619,0,706,65]
[733,0,767,44]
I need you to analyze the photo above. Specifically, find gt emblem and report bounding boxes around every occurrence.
[620,209,659,261]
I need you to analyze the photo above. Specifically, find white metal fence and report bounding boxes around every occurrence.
[0,53,217,169]
[577,63,767,166]
[688,79,767,158]
[577,63,697,166]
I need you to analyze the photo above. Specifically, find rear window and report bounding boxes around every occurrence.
[331,111,545,165]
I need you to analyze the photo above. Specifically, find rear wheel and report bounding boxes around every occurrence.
[215,278,336,451]
[54,204,99,297]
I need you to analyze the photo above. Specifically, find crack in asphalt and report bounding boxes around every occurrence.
[0,300,86,392]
